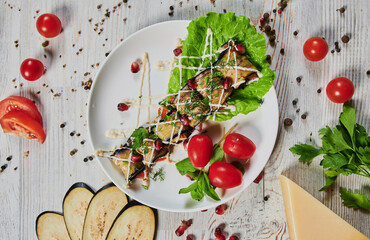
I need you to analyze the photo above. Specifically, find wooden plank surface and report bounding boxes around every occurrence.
[0,0,369,239]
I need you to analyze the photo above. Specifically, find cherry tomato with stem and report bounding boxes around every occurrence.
[326,77,355,103]
[223,133,256,159]
[187,134,213,167]
[303,37,328,61]
[20,58,44,81]
[0,96,43,124]
[0,111,46,143]
[36,13,62,38]
[208,162,243,189]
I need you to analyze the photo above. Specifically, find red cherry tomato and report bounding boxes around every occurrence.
[0,111,46,143]
[303,37,328,61]
[187,135,213,167]
[208,162,243,189]
[223,133,256,159]
[0,96,42,124]
[20,58,44,81]
[326,77,355,103]
[36,13,62,38]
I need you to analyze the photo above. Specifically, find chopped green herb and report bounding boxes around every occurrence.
[141,185,149,190]
[150,168,165,181]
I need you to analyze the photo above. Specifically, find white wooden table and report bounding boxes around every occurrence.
[0,0,369,239]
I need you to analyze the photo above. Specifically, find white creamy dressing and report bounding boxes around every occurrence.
[101,28,263,184]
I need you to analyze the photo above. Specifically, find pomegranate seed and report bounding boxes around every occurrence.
[235,44,245,54]
[131,61,140,73]
[260,18,265,23]
[175,220,192,237]
[186,174,194,181]
[131,154,143,162]
[186,235,194,240]
[254,172,263,183]
[223,79,231,89]
[117,103,129,111]
[187,79,197,89]
[229,236,239,240]
[201,209,208,212]
[180,115,190,126]
[183,138,189,151]
[215,204,226,215]
[154,139,162,151]
[278,8,282,14]
[173,47,182,56]
[214,227,223,237]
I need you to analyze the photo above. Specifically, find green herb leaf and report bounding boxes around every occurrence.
[131,128,148,150]
[179,172,220,201]
[175,158,197,175]
[320,154,348,170]
[141,185,148,190]
[355,124,370,147]
[319,126,352,153]
[339,104,356,142]
[319,175,337,191]
[289,144,323,162]
[179,182,198,194]
[209,145,224,164]
[339,187,370,210]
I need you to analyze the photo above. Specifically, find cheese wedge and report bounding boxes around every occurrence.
[279,175,369,240]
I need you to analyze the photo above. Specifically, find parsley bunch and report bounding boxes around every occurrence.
[290,104,370,210]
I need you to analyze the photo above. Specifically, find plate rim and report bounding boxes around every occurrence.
[87,20,279,212]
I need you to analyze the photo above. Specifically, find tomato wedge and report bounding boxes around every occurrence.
[0,111,46,143]
[0,96,42,124]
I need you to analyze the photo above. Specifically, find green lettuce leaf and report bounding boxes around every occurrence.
[168,12,275,121]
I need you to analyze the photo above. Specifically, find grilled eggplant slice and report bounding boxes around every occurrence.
[106,201,157,240]
[82,183,127,240]
[36,212,71,240]
[63,183,94,240]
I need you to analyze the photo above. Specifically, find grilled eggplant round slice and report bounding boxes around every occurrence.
[106,203,156,240]
[36,211,71,240]
[82,183,127,240]
[63,182,94,240]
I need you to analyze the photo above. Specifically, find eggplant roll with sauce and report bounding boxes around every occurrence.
[110,42,260,184]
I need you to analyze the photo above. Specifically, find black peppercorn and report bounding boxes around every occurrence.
[341,35,350,43]
[296,77,302,83]
[284,118,293,126]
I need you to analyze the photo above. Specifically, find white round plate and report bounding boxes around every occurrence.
[88,20,278,212]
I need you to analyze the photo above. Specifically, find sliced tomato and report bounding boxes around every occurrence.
[0,96,42,124]
[136,172,145,179]
[158,107,169,119]
[0,111,46,143]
